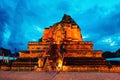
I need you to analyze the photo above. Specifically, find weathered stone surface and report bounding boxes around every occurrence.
[15,14,106,71]
[60,14,77,25]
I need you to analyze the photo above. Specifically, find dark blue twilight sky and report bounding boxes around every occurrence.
[0,0,120,52]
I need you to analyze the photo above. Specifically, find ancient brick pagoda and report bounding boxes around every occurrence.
[12,14,108,71]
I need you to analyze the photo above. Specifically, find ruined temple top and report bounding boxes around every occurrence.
[60,14,77,25]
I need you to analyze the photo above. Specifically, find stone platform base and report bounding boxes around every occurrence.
[62,65,120,72]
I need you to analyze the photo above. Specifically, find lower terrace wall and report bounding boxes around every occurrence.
[1,65,120,72]
[0,66,35,71]
[62,65,120,72]
[11,66,35,71]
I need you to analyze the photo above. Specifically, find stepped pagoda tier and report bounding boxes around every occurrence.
[12,14,108,71]
[19,14,102,58]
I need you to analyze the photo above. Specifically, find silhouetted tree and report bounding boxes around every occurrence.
[103,48,120,65]
[38,38,42,42]
[115,48,120,65]
[12,52,19,57]
[102,51,115,58]
[116,48,120,57]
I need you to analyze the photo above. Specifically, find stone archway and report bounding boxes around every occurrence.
[53,24,65,44]
[54,30,63,44]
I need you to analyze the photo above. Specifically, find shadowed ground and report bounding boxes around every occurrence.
[0,71,120,80]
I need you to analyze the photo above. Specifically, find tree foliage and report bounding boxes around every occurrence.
[116,48,120,57]
[102,51,115,58]
[38,38,42,42]
[102,48,120,65]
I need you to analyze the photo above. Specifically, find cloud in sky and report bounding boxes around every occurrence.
[0,0,120,52]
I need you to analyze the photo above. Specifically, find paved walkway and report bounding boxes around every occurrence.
[0,71,120,80]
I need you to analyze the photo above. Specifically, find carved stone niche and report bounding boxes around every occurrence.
[52,24,65,44]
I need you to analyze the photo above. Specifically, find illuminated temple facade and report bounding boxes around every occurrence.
[19,14,102,58]
[13,14,109,71]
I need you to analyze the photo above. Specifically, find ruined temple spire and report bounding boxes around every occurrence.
[60,14,77,25]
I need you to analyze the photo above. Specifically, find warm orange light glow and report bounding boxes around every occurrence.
[12,14,120,72]
[56,59,63,71]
